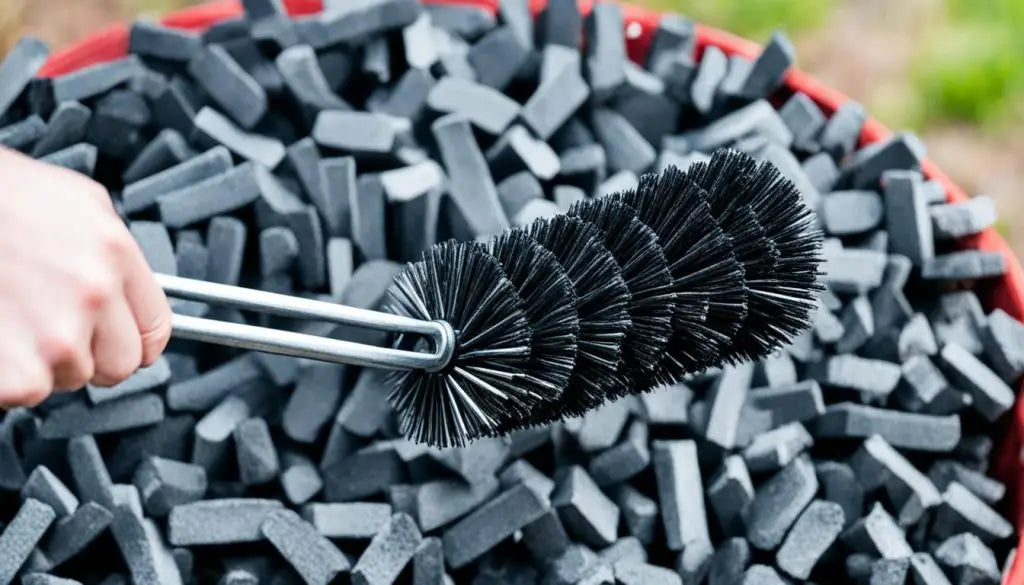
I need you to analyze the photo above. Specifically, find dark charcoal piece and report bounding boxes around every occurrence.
[539,0,581,48]
[814,402,961,452]
[0,499,56,585]
[745,455,818,550]
[32,101,91,158]
[188,45,267,130]
[262,509,349,585]
[277,45,352,117]
[130,21,201,62]
[442,484,548,569]
[168,499,283,546]
[0,115,47,150]
[521,60,590,140]
[0,37,49,119]
[157,162,262,229]
[737,32,795,100]
[468,25,530,91]
[652,440,709,551]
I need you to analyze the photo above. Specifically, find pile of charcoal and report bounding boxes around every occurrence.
[0,0,1021,583]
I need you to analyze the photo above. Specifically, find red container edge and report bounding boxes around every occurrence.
[36,0,1024,580]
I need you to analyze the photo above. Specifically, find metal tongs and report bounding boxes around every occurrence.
[156,274,454,372]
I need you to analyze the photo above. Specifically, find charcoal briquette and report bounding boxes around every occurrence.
[486,124,560,182]
[802,151,839,194]
[372,68,435,121]
[929,460,1005,506]
[848,435,941,526]
[841,502,913,559]
[774,500,845,580]
[411,537,445,585]
[21,466,77,519]
[262,509,349,585]
[192,392,262,472]
[322,442,404,502]
[192,107,286,168]
[811,354,901,396]
[123,145,233,214]
[706,455,754,536]
[589,108,656,174]
[685,100,793,151]
[326,238,354,299]
[417,476,500,533]
[520,60,590,140]
[521,510,571,562]
[894,354,955,414]
[442,483,547,569]
[676,540,713,585]
[0,36,49,119]
[742,423,813,473]
[583,3,626,100]
[652,440,709,551]
[550,466,619,548]
[871,558,911,585]
[168,353,262,412]
[932,482,1014,544]
[935,532,1001,585]
[613,561,681,585]
[0,115,47,151]
[40,394,163,440]
[931,196,997,239]
[690,45,727,115]
[938,342,1015,421]
[614,486,657,546]
[587,423,649,487]
[745,455,818,550]
[31,101,91,158]
[123,129,193,185]
[597,537,647,566]
[427,77,519,136]
[923,250,1006,281]
[277,45,351,118]
[233,418,279,486]
[130,21,201,63]
[819,100,866,160]
[350,513,421,585]
[467,25,529,92]
[822,190,884,236]
[825,249,888,295]
[595,170,638,198]
[432,113,508,235]
[750,380,824,426]
[41,502,112,570]
[168,499,283,546]
[132,456,206,518]
[302,503,391,541]
[40,143,97,176]
[815,402,961,452]
[0,499,56,585]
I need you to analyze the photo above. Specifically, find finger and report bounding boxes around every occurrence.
[0,343,53,409]
[117,229,173,366]
[43,311,97,392]
[90,293,144,388]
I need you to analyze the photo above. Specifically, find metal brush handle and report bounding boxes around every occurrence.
[157,274,455,372]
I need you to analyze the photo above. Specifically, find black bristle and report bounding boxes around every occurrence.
[616,167,745,386]
[689,149,823,361]
[487,228,580,411]
[524,214,632,423]
[567,197,675,385]
[384,240,534,448]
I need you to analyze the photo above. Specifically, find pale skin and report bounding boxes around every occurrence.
[0,147,172,408]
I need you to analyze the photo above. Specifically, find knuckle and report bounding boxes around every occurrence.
[76,274,118,310]
[139,313,172,365]
[39,334,81,366]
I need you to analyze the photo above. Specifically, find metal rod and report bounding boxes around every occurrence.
[158,274,455,372]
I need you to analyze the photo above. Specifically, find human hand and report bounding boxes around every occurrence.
[0,147,172,407]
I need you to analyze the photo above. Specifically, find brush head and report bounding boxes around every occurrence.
[568,197,675,387]
[384,149,823,447]
[487,228,580,408]
[384,240,534,448]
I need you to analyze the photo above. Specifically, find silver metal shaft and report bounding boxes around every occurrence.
[158,274,455,371]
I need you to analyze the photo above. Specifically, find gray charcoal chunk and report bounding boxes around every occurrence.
[132,457,206,518]
[412,537,445,585]
[779,92,825,150]
[737,32,794,99]
[749,380,824,426]
[0,36,49,118]
[595,170,638,198]
[129,21,200,62]
[614,561,681,585]
[521,62,590,140]
[41,143,98,176]
[803,151,839,193]
[522,510,570,562]
[327,238,354,299]
[836,296,874,353]
[811,355,901,395]
[122,146,233,214]
[558,144,606,193]
[745,455,818,550]
[591,108,656,174]
[923,178,948,204]
[40,394,164,439]
[895,355,955,414]
[826,249,888,294]
[417,476,500,533]
[871,558,911,585]
[704,364,753,450]
[468,25,530,91]
[497,171,543,218]
[42,502,113,569]
[442,484,548,569]
[775,500,845,579]
[260,227,299,277]
[814,402,961,452]
[753,352,798,387]
[234,418,279,486]
[192,107,286,169]
[314,156,354,239]
[742,423,813,473]
[68,435,114,508]
[428,77,518,135]
[262,509,349,585]
[584,3,627,100]
[652,440,709,551]
[432,113,508,236]
[841,502,912,559]
[188,45,267,129]
[157,162,262,228]
[314,0,421,48]
[922,250,1006,281]
[823,190,884,235]
[552,466,619,548]
[615,486,657,545]
[426,4,493,39]
[938,342,1015,421]
[707,538,749,585]
[21,575,81,585]
[110,506,183,585]
[21,467,78,519]
[981,308,1024,382]
[685,100,793,151]
[598,537,646,566]
[935,533,1001,585]
[167,353,262,412]
[899,313,939,361]
[541,544,604,585]
[486,125,561,181]
[32,101,92,158]
[53,56,141,103]
[87,358,171,405]
[821,100,866,160]
[740,565,787,585]
[302,503,392,540]
[691,46,728,114]
[848,435,941,526]
[910,554,954,585]
[587,425,649,487]
[707,455,754,537]
[280,454,322,505]
[286,206,326,289]
[884,169,934,265]
[499,460,555,499]
[932,482,1014,543]
[0,116,47,150]
[322,444,404,502]
[283,364,344,444]
[573,399,631,452]
[539,0,581,48]
[640,383,691,425]
[336,368,392,438]
[815,462,862,529]
[277,45,351,115]
[168,499,283,546]
[498,0,532,48]
[929,460,1005,505]
[351,513,421,585]
[931,196,996,239]
[676,540,713,585]
[554,185,588,212]
[0,499,56,585]
[312,111,404,154]
[206,216,246,286]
